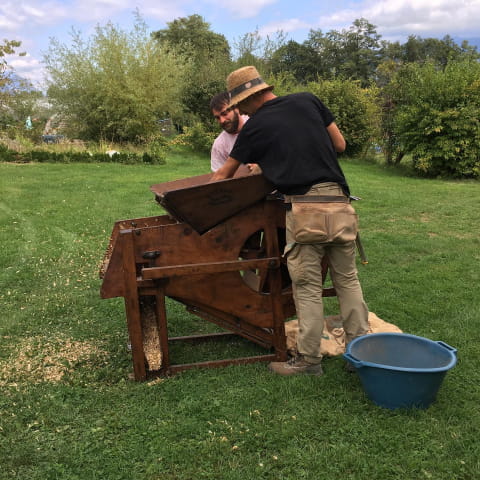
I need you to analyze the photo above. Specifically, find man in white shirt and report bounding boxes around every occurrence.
[210,92,249,172]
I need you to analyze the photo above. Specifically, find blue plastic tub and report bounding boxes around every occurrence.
[343,333,457,410]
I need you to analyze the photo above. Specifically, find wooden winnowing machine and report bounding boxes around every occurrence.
[100,170,335,380]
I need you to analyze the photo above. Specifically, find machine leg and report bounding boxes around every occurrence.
[155,284,171,375]
[263,206,288,361]
[122,231,147,381]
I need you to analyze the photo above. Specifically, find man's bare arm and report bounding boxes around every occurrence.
[326,122,346,153]
[211,156,241,181]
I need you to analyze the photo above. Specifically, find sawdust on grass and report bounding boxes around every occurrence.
[0,335,108,386]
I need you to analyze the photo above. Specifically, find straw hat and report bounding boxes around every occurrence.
[226,66,273,108]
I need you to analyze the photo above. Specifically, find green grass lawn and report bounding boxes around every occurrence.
[1,152,479,480]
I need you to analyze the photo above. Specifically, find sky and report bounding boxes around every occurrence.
[2,0,480,89]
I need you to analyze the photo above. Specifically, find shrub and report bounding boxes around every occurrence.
[146,135,169,164]
[175,123,217,155]
[0,148,166,165]
[390,60,480,178]
[0,143,17,162]
[306,78,380,157]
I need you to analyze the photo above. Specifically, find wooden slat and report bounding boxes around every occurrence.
[141,257,279,280]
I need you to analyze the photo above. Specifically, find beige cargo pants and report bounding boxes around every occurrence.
[284,183,369,364]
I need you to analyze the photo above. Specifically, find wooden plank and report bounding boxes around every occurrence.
[150,173,274,234]
[141,257,279,280]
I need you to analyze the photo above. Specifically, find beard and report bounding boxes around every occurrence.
[222,112,240,134]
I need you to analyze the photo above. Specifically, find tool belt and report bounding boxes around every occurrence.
[284,194,358,244]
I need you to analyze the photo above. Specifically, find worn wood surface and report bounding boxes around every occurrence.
[100,173,334,380]
[150,167,274,234]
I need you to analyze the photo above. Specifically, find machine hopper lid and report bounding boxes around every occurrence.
[150,169,274,234]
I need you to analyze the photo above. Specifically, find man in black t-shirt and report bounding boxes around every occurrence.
[212,66,369,376]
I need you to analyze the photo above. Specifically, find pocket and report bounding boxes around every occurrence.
[328,204,358,243]
[291,202,358,244]
[291,203,329,243]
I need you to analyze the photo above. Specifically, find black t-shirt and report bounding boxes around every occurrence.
[230,92,350,195]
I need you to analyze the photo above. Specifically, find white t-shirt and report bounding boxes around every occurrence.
[210,115,249,172]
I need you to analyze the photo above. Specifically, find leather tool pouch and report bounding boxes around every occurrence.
[289,195,358,244]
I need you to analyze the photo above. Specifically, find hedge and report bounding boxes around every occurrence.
[0,145,166,165]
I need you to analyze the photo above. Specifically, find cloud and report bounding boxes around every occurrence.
[316,0,480,39]
[0,1,70,31]
[68,0,131,22]
[8,54,45,88]
[0,0,183,31]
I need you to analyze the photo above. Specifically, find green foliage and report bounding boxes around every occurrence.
[153,14,230,63]
[270,40,319,82]
[181,78,226,126]
[306,18,383,86]
[173,122,217,155]
[307,78,380,157]
[0,39,43,136]
[145,134,169,164]
[0,146,166,164]
[0,82,43,131]
[43,15,189,142]
[265,71,303,97]
[0,142,18,161]
[400,34,480,66]
[153,15,233,126]
[390,60,480,178]
[232,28,287,74]
[0,39,26,88]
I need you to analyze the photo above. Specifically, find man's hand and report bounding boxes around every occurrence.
[247,163,262,175]
[211,156,241,181]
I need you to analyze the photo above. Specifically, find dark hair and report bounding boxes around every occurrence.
[210,92,230,112]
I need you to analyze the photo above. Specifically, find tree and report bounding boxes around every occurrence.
[232,28,287,73]
[153,14,230,64]
[306,19,383,86]
[305,28,342,79]
[0,40,44,136]
[377,35,480,167]
[341,19,383,86]
[388,60,480,178]
[0,39,26,88]
[153,15,232,125]
[270,40,319,82]
[394,35,480,67]
[44,16,189,141]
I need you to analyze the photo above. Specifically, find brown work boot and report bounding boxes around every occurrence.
[268,355,324,376]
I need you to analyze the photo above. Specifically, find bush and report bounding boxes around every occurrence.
[28,150,54,162]
[146,135,169,164]
[0,148,166,165]
[306,78,380,157]
[390,60,480,178]
[0,143,17,162]
[174,123,217,155]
